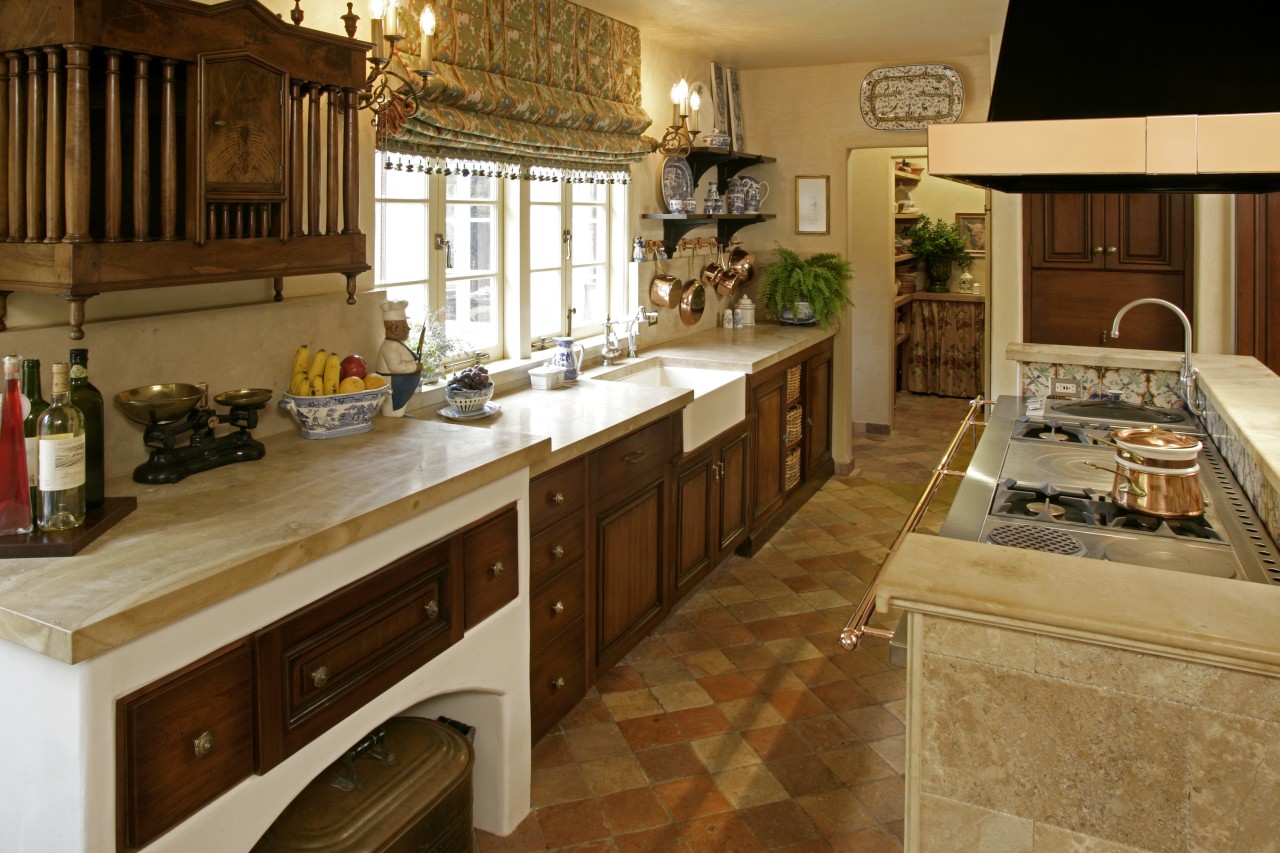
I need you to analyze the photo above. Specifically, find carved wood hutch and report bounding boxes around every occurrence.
[0,0,370,338]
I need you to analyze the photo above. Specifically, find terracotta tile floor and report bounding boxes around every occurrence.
[476,392,978,853]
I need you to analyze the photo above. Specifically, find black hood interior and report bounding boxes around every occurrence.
[941,0,1280,193]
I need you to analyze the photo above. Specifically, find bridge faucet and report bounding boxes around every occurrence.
[1109,298,1201,416]
[600,314,624,366]
[627,305,659,359]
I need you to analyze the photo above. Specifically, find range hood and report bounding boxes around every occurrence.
[928,0,1280,192]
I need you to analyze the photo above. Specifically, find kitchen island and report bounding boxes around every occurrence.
[874,347,1280,852]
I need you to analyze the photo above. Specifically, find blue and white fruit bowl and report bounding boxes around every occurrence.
[279,386,391,439]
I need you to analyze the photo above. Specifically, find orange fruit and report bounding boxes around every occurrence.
[338,376,366,393]
[363,373,388,390]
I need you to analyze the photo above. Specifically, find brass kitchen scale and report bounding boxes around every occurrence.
[115,383,272,484]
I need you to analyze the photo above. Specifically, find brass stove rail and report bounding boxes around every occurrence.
[838,396,989,651]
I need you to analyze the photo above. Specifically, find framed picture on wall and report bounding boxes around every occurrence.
[727,67,745,152]
[710,63,730,137]
[956,212,986,256]
[796,176,830,234]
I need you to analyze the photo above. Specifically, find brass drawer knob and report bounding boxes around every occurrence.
[311,665,330,689]
[193,730,215,759]
[490,561,505,577]
[551,491,565,505]
[551,544,565,559]
[551,676,565,690]
[551,600,565,615]
[425,599,440,619]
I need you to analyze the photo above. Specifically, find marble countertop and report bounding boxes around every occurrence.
[427,323,837,476]
[0,418,550,663]
[1,322,834,664]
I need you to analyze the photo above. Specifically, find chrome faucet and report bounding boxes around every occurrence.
[1109,298,1201,416]
[626,305,659,359]
[600,314,624,366]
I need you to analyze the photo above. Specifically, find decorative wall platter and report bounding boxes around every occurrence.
[860,64,964,130]
[661,156,694,210]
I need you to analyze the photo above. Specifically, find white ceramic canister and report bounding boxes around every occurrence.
[737,295,756,326]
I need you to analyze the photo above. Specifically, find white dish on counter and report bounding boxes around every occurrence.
[438,402,501,421]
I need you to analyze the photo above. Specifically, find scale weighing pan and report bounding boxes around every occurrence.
[214,388,272,408]
[115,383,207,425]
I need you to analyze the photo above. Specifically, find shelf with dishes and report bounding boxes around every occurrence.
[686,149,777,190]
[894,252,916,263]
[893,169,921,182]
[642,214,775,257]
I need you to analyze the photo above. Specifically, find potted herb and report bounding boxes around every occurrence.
[410,309,471,383]
[902,214,973,292]
[759,246,854,329]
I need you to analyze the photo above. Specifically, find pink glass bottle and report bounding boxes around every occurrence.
[0,355,34,536]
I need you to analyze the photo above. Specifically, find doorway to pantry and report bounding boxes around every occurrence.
[846,147,989,435]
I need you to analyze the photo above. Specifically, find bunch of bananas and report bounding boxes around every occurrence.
[289,345,338,396]
[288,346,388,397]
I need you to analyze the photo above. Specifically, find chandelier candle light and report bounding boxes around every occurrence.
[345,0,437,132]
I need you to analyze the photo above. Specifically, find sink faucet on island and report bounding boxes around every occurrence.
[1109,297,1201,415]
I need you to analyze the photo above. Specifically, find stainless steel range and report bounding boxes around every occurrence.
[941,396,1280,586]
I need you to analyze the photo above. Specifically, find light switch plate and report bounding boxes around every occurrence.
[1051,379,1079,398]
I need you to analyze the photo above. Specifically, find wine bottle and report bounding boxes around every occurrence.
[37,362,87,532]
[21,359,49,519]
[69,348,104,509]
[0,355,34,536]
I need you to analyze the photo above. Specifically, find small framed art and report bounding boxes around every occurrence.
[955,212,986,256]
[795,176,829,234]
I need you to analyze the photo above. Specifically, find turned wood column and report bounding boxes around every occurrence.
[63,44,92,243]
[103,50,122,241]
[306,82,321,236]
[43,47,64,244]
[0,59,8,239]
[160,59,179,240]
[289,80,303,238]
[24,49,43,243]
[7,52,26,242]
[342,87,359,235]
[132,54,151,241]
[325,85,339,235]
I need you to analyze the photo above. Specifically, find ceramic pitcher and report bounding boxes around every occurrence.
[550,336,585,380]
[740,176,770,213]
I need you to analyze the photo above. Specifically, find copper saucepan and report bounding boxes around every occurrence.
[1081,424,1205,517]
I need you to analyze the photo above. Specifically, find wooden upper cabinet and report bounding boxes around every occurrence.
[1029,193,1187,273]
[200,53,288,198]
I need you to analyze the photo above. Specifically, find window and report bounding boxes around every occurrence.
[373,154,626,363]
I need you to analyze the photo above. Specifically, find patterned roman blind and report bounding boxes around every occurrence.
[383,0,656,171]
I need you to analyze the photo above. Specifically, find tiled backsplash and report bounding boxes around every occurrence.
[1019,360,1280,544]
[1019,361,1185,409]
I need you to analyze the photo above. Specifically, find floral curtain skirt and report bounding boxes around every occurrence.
[906,299,985,398]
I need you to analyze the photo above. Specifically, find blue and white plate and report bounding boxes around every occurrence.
[661,156,694,211]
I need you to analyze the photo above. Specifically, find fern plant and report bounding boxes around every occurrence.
[759,245,854,329]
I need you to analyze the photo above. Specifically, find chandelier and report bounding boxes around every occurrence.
[341,1,437,135]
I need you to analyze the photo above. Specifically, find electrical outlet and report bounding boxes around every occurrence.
[1051,379,1079,398]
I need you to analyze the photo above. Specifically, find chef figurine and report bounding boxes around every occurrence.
[376,300,422,417]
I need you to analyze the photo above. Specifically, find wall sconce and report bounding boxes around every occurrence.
[341,1,437,133]
[656,78,700,158]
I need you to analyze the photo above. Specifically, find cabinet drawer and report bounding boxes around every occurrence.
[254,540,457,772]
[530,512,585,591]
[530,458,586,533]
[530,615,586,743]
[119,640,255,851]
[463,505,519,629]
[531,559,585,651]
[589,416,673,497]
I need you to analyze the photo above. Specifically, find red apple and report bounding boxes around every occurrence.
[339,354,367,380]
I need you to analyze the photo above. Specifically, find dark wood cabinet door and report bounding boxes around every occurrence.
[593,477,667,674]
[673,448,716,600]
[1104,193,1186,272]
[1025,193,1193,351]
[1028,193,1106,269]
[803,344,833,479]
[716,427,751,562]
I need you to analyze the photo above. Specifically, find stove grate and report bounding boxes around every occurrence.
[987,523,1087,556]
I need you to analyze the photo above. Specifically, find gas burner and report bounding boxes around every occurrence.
[987,523,1087,556]
[1080,497,1224,542]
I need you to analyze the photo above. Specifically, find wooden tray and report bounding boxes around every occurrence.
[0,497,137,558]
